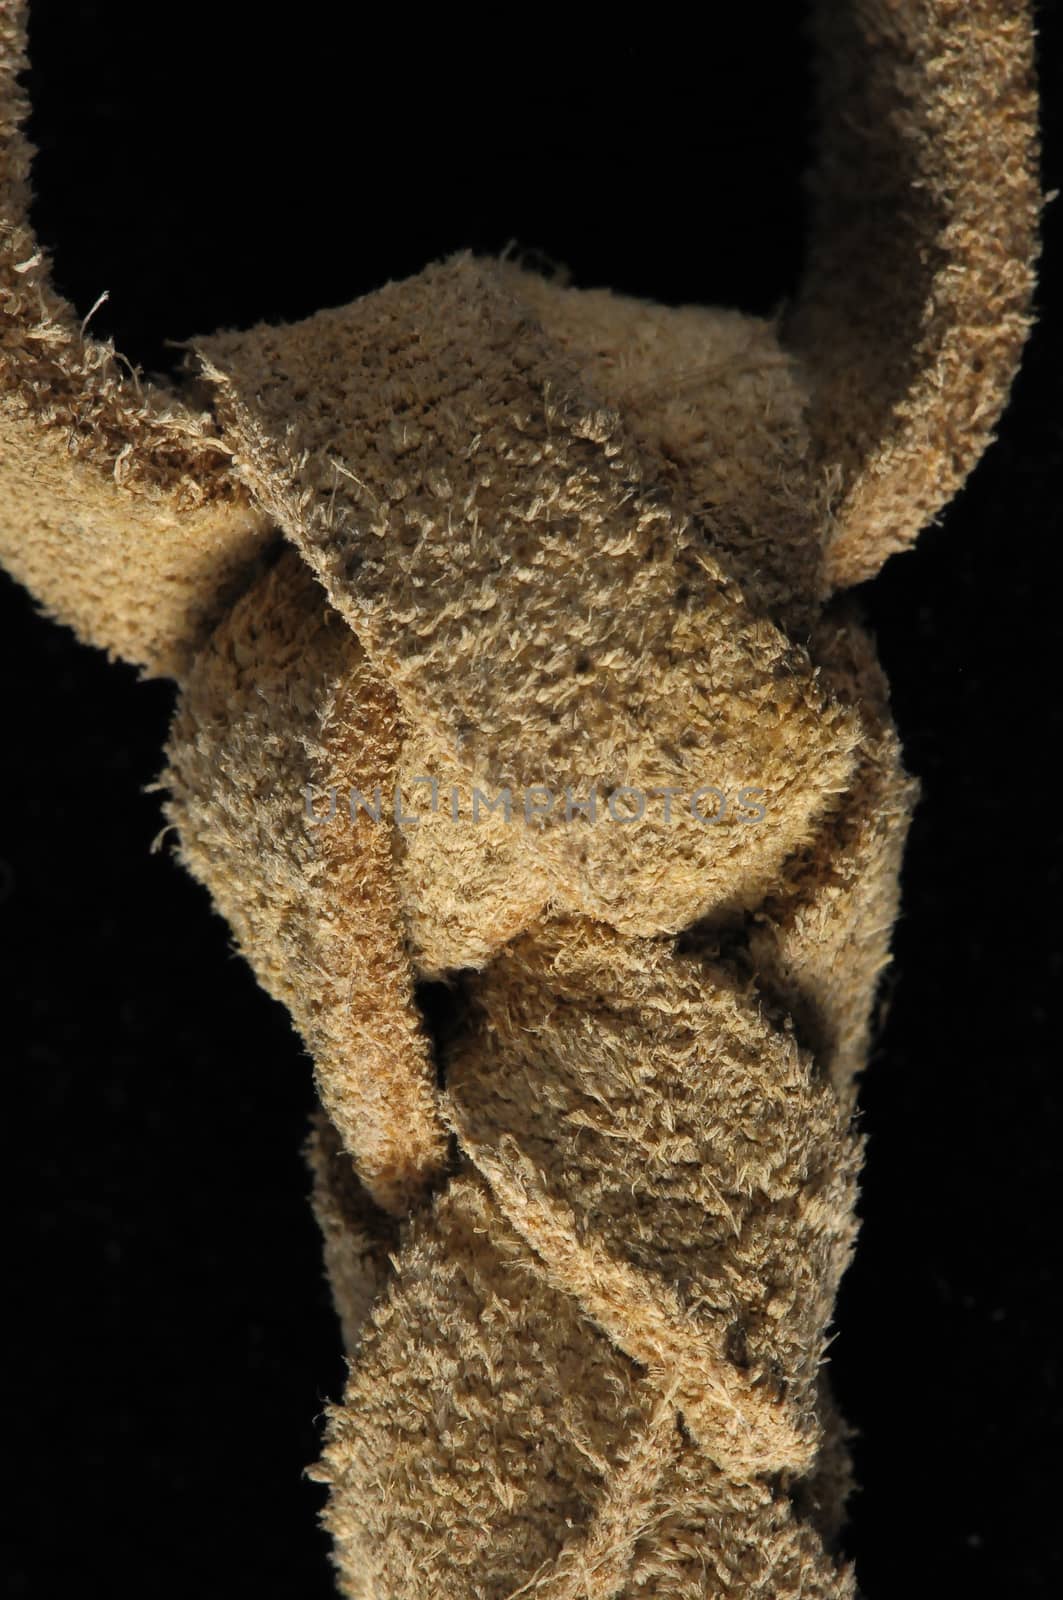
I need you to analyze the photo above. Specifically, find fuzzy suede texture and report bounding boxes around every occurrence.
[0,2,1039,1595]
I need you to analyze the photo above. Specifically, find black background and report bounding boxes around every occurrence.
[3,4,1061,1596]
